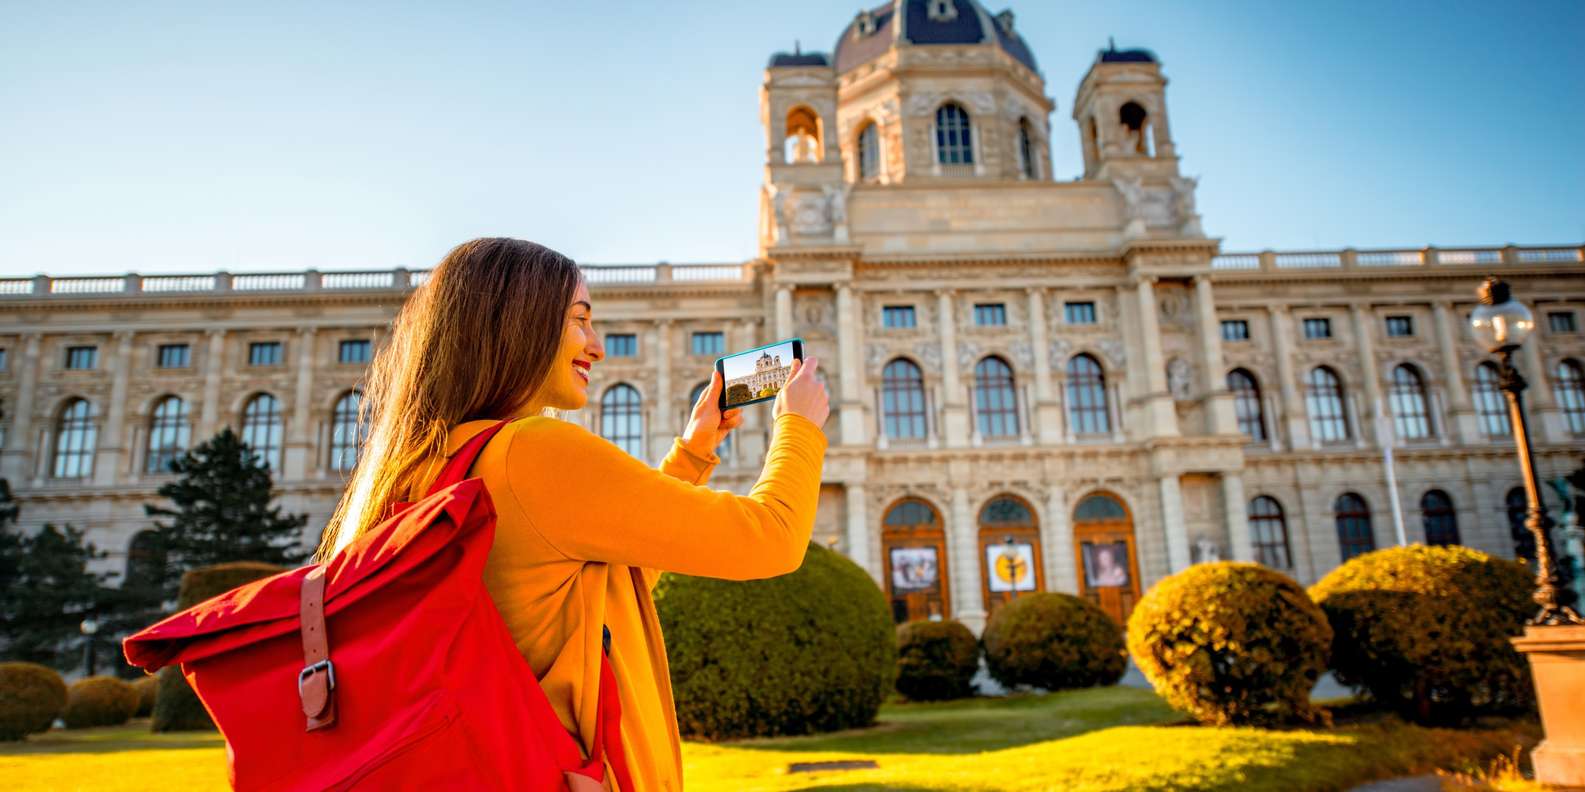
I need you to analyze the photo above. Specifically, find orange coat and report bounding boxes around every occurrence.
[408,412,828,790]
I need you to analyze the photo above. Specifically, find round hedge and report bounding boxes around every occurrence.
[1309,545,1534,722]
[0,662,68,740]
[1127,562,1331,726]
[132,675,158,718]
[654,543,896,740]
[64,676,140,729]
[895,620,979,701]
[981,593,1126,691]
[153,561,286,732]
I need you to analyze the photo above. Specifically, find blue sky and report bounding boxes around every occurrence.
[2,0,1581,276]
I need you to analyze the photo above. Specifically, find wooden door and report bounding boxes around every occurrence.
[1072,492,1142,626]
[881,498,951,624]
[978,495,1044,618]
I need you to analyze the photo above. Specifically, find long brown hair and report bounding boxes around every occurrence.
[317,238,580,560]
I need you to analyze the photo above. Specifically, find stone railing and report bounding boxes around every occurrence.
[0,262,754,298]
[1211,244,1583,273]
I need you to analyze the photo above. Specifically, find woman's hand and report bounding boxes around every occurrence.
[774,357,829,427]
[681,368,744,459]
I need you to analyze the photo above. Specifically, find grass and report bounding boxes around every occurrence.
[0,688,1540,792]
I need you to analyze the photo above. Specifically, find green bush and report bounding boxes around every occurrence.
[655,543,896,740]
[132,675,158,717]
[1309,545,1534,723]
[981,593,1126,691]
[64,676,140,729]
[1127,562,1332,726]
[152,561,285,732]
[894,620,979,701]
[0,661,68,740]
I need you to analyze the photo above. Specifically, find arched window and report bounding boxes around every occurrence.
[784,106,821,163]
[1305,367,1350,444]
[600,384,644,458]
[883,496,949,623]
[329,391,365,472]
[882,358,928,440]
[1388,364,1432,441]
[123,529,164,596]
[935,102,973,165]
[1227,369,1266,441]
[688,381,730,458]
[52,398,97,478]
[973,356,1019,438]
[145,396,190,474]
[1016,118,1037,179]
[1066,354,1110,435]
[1248,496,1292,569]
[857,122,880,182]
[1420,489,1459,546]
[1506,486,1534,562]
[1473,363,1511,437]
[1555,358,1585,434]
[1334,492,1375,561]
[240,393,283,471]
[1118,101,1152,156]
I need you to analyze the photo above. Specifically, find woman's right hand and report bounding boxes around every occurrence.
[773,357,830,427]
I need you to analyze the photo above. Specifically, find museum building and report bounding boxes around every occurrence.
[2,0,1583,633]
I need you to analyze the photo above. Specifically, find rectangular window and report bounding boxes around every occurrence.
[1220,320,1250,341]
[607,334,637,357]
[973,303,1007,326]
[65,345,98,369]
[1385,316,1414,337]
[338,339,371,364]
[690,332,724,356]
[1550,311,1578,333]
[882,305,917,329]
[0,348,7,371]
[1302,318,1332,339]
[1064,302,1097,325]
[157,344,190,368]
[248,341,283,367]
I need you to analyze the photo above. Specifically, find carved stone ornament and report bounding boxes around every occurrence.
[1166,356,1194,401]
[956,340,981,369]
[790,191,832,236]
[913,342,942,371]
[1112,176,1145,221]
[1096,338,1127,368]
[1046,337,1074,369]
[866,342,888,369]
[1009,340,1034,369]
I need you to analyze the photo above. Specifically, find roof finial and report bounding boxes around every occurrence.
[1108,36,1117,52]
[795,39,801,55]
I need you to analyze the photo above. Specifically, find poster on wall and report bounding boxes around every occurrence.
[890,547,940,592]
[985,542,1037,592]
[1081,541,1131,589]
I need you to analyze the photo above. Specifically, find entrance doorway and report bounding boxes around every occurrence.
[881,497,950,624]
[1072,492,1141,626]
[978,494,1043,618]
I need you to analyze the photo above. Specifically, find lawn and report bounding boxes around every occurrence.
[0,687,1539,792]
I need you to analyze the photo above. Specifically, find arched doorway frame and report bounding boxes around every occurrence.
[977,492,1044,617]
[1072,490,1142,625]
[880,496,951,624]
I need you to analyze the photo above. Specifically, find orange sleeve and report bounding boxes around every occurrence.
[502,413,827,580]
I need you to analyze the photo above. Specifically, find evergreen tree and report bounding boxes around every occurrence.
[143,428,310,603]
[0,479,115,669]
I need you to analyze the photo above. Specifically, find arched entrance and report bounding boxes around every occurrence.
[881,497,950,624]
[1072,492,1142,626]
[978,494,1043,617]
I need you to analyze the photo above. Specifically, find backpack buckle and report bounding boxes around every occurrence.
[298,659,336,694]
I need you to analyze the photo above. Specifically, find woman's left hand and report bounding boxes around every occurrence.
[681,368,743,459]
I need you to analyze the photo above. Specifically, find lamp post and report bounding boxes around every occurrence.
[79,617,99,677]
[1003,535,1020,602]
[1470,276,1583,626]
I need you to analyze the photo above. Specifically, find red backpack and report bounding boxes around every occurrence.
[124,421,634,791]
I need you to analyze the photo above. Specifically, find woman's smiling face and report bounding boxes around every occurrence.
[532,279,604,412]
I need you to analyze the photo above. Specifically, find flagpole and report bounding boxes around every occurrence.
[1376,397,1408,546]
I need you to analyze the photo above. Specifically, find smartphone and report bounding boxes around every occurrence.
[715,338,803,411]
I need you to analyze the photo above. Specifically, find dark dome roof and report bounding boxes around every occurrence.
[833,0,1040,75]
[1098,46,1158,64]
[768,51,831,68]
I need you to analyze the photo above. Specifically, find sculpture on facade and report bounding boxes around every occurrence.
[1172,175,1204,236]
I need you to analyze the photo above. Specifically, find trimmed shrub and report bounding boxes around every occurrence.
[152,561,286,732]
[895,619,979,701]
[64,676,140,729]
[1127,562,1332,726]
[0,662,69,740]
[655,543,896,740]
[1309,545,1534,722]
[132,675,158,717]
[981,593,1126,690]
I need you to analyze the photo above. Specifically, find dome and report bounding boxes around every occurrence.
[833,0,1040,75]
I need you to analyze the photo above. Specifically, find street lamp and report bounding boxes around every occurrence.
[1003,535,1020,602]
[79,617,99,677]
[1471,276,1583,626]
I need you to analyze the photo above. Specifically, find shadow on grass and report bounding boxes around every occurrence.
[718,685,1182,756]
[0,719,223,756]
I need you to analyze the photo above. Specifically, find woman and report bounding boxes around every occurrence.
[317,238,830,790]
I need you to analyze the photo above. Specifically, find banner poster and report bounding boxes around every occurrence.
[986,543,1036,592]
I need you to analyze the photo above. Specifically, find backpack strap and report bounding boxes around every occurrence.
[298,565,336,731]
[426,420,511,498]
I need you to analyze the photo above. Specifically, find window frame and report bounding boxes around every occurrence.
[145,395,190,474]
[1248,495,1292,568]
[934,102,974,165]
[973,303,1007,327]
[247,341,283,367]
[329,390,365,472]
[1547,311,1578,334]
[606,333,638,358]
[1064,301,1097,325]
[1384,315,1414,337]
[1334,493,1376,562]
[857,122,881,182]
[689,332,724,357]
[1220,320,1250,341]
[1473,362,1512,437]
[52,398,97,479]
[1301,317,1333,340]
[1554,358,1585,435]
[882,358,929,440]
[65,345,99,370]
[239,393,284,471]
[972,356,1020,439]
[882,305,918,329]
[1065,354,1110,435]
[1305,366,1351,444]
[1388,364,1433,441]
[1227,368,1267,442]
[599,383,646,458]
[156,343,191,369]
[337,339,371,365]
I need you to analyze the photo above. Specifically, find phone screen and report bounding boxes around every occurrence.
[716,338,802,410]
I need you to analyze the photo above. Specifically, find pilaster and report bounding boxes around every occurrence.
[652,319,673,460]
[197,329,227,441]
[937,291,969,446]
[1134,277,1179,437]
[93,331,135,486]
[836,285,869,446]
[949,484,986,632]
[1043,488,1076,594]
[1348,304,1385,447]
[1521,336,1565,442]
[845,482,875,580]
[1433,302,1479,443]
[1221,473,1252,562]
[0,334,41,483]
[284,327,316,480]
[1159,474,1189,573]
[1268,307,1309,449]
[1193,276,1236,434]
[775,285,794,341]
[1026,288,1064,444]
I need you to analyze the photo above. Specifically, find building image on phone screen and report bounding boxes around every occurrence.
[723,342,795,407]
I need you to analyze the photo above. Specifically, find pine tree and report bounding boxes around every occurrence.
[0,479,115,669]
[143,428,310,603]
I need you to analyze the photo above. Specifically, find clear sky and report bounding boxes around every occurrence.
[3,0,1582,276]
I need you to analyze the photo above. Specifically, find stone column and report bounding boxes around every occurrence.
[836,284,868,446]
[938,291,969,446]
[1433,302,1479,443]
[950,485,986,631]
[1268,307,1309,449]
[197,329,227,441]
[284,327,317,481]
[1135,278,1179,437]
[0,334,41,483]
[1521,336,1566,442]
[731,320,764,464]
[1348,304,1385,447]
[1194,276,1237,434]
[1222,473,1253,562]
[93,331,136,486]
[1159,474,1190,573]
[652,320,673,460]
[775,285,794,341]
[1044,488,1077,594]
[1026,288,1063,444]
[845,483,875,580]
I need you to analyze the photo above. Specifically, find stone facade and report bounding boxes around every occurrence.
[3,3,1583,633]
